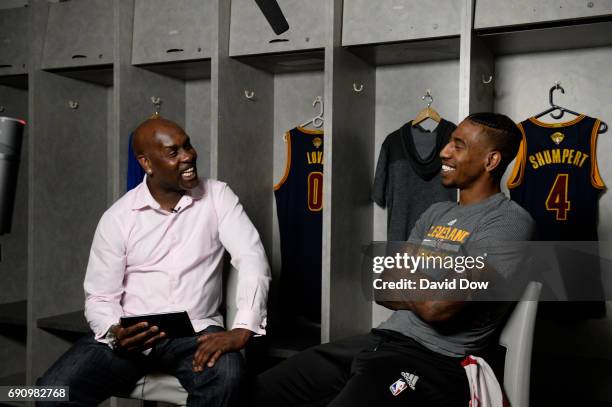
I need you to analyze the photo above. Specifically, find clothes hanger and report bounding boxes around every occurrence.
[412,89,441,127]
[534,82,608,133]
[300,96,324,129]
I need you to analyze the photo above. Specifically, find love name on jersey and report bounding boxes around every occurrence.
[306,151,324,165]
[426,225,471,243]
[528,148,589,170]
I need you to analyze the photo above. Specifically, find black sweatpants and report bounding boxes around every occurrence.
[253,329,470,407]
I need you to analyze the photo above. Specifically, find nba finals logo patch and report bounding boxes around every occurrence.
[389,378,408,396]
[312,137,322,149]
[551,132,565,145]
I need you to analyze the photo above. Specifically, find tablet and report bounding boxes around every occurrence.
[120,311,196,338]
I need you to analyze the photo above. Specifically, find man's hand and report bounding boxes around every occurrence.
[111,322,166,352]
[192,328,252,372]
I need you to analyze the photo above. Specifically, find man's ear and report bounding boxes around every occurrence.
[485,150,502,174]
[137,155,152,175]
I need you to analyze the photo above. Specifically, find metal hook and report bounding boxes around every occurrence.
[353,82,364,93]
[313,96,324,118]
[68,100,79,109]
[549,82,565,119]
[244,90,255,100]
[422,89,433,108]
[150,96,162,117]
[482,74,493,84]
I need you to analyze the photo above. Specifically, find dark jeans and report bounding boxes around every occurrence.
[253,329,470,407]
[37,325,245,407]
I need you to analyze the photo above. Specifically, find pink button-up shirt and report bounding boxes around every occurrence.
[84,178,270,342]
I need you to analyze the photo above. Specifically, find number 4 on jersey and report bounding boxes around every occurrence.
[545,173,571,220]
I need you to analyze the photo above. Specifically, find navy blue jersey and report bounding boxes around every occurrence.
[508,115,605,241]
[274,127,323,323]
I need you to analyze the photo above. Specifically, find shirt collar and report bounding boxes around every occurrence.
[131,176,206,211]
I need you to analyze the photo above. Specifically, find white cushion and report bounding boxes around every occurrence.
[129,373,187,405]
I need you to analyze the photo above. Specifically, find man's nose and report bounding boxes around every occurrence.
[440,142,451,159]
[181,148,197,162]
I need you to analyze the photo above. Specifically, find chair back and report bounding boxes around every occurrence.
[499,281,542,407]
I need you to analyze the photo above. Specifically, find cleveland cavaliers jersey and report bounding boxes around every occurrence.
[274,126,323,323]
[507,115,605,240]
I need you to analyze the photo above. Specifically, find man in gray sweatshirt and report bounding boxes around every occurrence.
[254,113,534,406]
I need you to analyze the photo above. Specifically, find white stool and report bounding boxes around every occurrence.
[128,373,187,405]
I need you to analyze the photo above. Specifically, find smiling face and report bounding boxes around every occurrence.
[439,120,493,189]
[136,121,199,193]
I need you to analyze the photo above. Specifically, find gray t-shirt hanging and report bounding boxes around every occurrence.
[372,119,457,241]
[378,193,535,357]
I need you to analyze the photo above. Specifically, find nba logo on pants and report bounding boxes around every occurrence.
[389,378,407,396]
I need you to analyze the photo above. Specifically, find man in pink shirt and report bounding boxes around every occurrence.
[37,119,271,407]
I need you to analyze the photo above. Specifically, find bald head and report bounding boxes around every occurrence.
[131,117,199,197]
[132,118,185,157]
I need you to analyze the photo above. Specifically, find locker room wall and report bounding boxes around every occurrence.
[29,0,108,385]
[0,6,29,77]
[185,80,212,179]
[30,71,112,381]
[0,84,28,385]
[0,85,28,304]
[466,1,612,404]
[0,0,610,404]
[0,0,27,9]
[493,47,612,404]
[340,0,464,332]
[371,60,461,326]
[132,0,214,66]
[494,47,612,241]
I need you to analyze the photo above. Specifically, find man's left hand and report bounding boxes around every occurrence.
[192,328,252,372]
